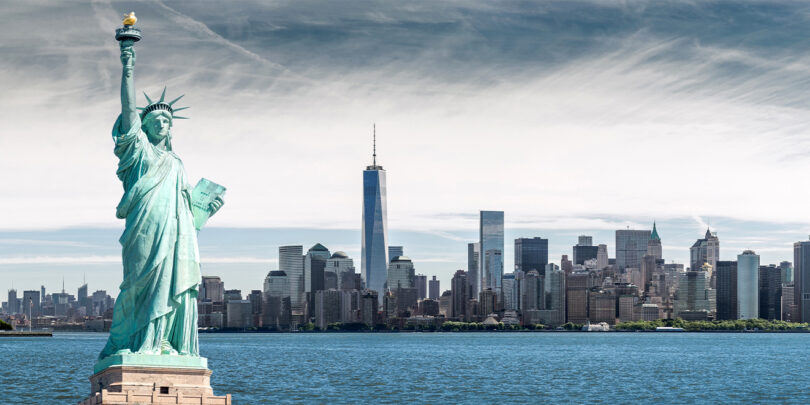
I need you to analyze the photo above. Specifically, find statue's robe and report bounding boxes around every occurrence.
[100,115,199,359]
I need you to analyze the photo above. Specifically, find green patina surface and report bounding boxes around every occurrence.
[96,17,224,373]
[94,353,208,374]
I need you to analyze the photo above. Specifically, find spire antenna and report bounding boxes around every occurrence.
[373,123,377,167]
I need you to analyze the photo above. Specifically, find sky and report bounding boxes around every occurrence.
[2,0,810,297]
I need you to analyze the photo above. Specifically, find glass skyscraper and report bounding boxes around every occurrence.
[615,229,652,270]
[737,250,760,320]
[480,211,504,295]
[515,237,548,275]
[793,239,810,322]
[362,136,388,303]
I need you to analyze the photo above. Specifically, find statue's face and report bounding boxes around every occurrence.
[143,111,172,144]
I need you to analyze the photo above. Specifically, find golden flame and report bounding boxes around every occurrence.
[122,12,137,27]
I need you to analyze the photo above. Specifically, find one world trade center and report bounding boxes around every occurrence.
[362,126,388,304]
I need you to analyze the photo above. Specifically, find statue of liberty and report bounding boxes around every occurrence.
[99,14,224,362]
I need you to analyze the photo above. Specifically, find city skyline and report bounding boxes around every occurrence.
[4,1,810,297]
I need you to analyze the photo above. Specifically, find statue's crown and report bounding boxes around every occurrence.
[137,87,189,120]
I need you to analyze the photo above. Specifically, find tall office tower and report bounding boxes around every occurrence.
[388,246,404,262]
[674,271,714,319]
[690,228,720,271]
[279,245,305,312]
[780,261,793,284]
[794,239,810,322]
[782,284,796,321]
[451,270,469,320]
[502,273,518,311]
[263,270,291,329]
[566,271,592,323]
[514,237,549,274]
[588,289,616,325]
[640,255,657,293]
[7,289,18,315]
[647,222,662,260]
[521,270,544,311]
[573,244,599,266]
[22,290,41,317]
[304,244,330,293]
[616,229,652,270]
[387,256,415,290]
[578,235,593,247]
[414,274,427,300]
[737,250,759,320]
[40,286,45,305]
[467,243,480,297]
[543,264,566,326]
[201,276,225,303]
[323,251,360,290]
[362,131,389,302]
[77,283,88,308]
[480,211,504,295]
[596,244,609,270]
[428,276,440,300]
[715,261,738,320]
[759,265,782,321]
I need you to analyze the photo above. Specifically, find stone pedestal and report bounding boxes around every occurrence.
[78,355,231,404]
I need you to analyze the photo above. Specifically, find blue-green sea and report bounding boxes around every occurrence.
[1,332,807,403]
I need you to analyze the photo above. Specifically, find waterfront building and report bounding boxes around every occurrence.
[618,295,637,323]
[263,270,291,330]
[515,237,549,274]
[415,274,427,300]
[616,229,652,270]
[248,290,263,327]
[388,246,404,262]
[541,265,566,326]
[360,290,379,326]
[77,283,88,309]
[690,228,719,273]
[383,290,397,320]
[279,245,305,312]
[451,270,470,321]
[428,276,440,300]
[794,238,810,322]
[737,250,760,320]
[641,303,660,321]
[22,290,40,318]
[782,283,795,321]
[502,273,518,311]
[467,243,480,297]
[780,261,793,284]
[362,136,389,303]
[324,251,356,290]
[7,289,18,315]
[479,289,498,316]
[226,300,253,329]
[314,289,342,330]
[201,276,225,303]
[395,287,419,315]
[387,256,415,290]
[566,271,592,323]
[419,299,440,316]
[596,244,609,270]
[588,289,616,325]
[304,243,330,296]
[521,270,544,311]
[439,290,452,316]
[759,265,782,321]
[647,222,662,260]
[715,261,738,320]
[674,270,714,319]
[480,211,504,296]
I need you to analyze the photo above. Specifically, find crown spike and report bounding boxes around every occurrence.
[172,116,189,120]
[143,92,153,104]
[167,94,184,106]
[159,87,167,103]
[172,106,190,112]
[136,107,145,110]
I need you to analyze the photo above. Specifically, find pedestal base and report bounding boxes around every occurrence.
[78,364,231,405]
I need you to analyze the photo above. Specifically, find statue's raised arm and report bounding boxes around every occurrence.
[119,39,138,133]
